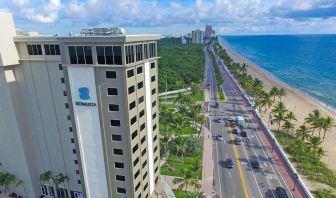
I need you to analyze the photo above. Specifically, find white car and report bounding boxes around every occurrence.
[216,118,223,123]
[217,135,224,141]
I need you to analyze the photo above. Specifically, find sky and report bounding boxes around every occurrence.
[1,0,336,35]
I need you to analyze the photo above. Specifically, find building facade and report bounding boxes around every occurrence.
[191,29,204,44]
[0,13,160,198]
[205,25,213,39]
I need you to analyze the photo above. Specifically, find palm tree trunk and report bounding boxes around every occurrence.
[318,129,322,138]
[277,122,281,132]
[311,128,315,136]
[323,130,326,139]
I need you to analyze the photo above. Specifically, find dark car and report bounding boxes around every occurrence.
[275,187,289,198]
[234,137,241,145]
[226,158,234,168]
[251,160,260,169]
[240,131,247,137]
[232,127,239,134]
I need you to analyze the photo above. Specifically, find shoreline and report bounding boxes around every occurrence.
[218,38,336,172]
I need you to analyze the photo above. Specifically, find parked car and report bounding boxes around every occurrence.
[216,118,223,123]
[232,127,239,134]
[234,137,241,145]
[217,135,224,141]
[240,131,247,137]
[226,158,234,168]
[251,160,260,169]
[275,187,289,198]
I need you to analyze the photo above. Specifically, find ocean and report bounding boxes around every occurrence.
[221,35,336,109]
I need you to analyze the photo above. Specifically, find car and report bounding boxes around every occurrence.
[232,127,239,134]
[217,135,224,141]
[216,118,223,123]
[240,131,247,137]
[226,158,234,168]
[275,187,289,198]
[251,160,260,169]
[229,121,236,127]
[234,137,241,145]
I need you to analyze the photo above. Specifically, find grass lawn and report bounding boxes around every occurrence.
[160,152,202,179]
[218,91,225,102]
[194,91,205,102]
[173,189,188,198]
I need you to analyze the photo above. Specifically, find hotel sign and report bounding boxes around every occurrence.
[75,87,97,106]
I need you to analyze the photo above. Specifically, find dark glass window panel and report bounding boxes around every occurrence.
[137,82,143,89]
[138,96,144,104]
[140,123,145,131]
[68,46,77,64]
[127,69,134,78]
[130,45,134,63]
[139,110,144,118]
[112,134,122,141]
[153,124,157,131]
[132,144,138,153]
[113,46,122,65]
[117,187,126,194]
[151,62,155,69]
[116,175,125,181]
[55,45,60,55]
[44,45,50,55]
[128,86,135,94]
[84,46,93,64]
[152,88,156,95]
[110,120,121,126]
[27,45,33,55]
[143,172,147,180]
[50,45,56,55]
[109,104,119,111]
[137,66,143,74]
[96,46,105,64]
[115,162,124,168]
[76,46,85,64]
[130,116,137,125]
[105,46,113,64]
[32,45,38,55]
[113,149,123,155]
[144,44,148,59]
[106,71,116,79]
[133,158,139,167]
[129,101,136,110]
[152,100,156,108]
[37,45,42,55]
[107,88,118,95]
[135,182,140,191]
[142,148,146,156]
[131,130,138,140]
[141,136,146,144]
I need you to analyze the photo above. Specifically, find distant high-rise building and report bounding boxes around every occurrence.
[205,25,213,39]
[0,12,160,198]
[191,29,204,44]
[181,37,187,44]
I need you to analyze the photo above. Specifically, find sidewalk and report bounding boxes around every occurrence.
[201,126,215,197]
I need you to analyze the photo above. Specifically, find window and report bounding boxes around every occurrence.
[41,185,48,195]
[143,171,148,180]
[152,113,157,119]
[96,46,105,64]
[106,71,116,79]
[154,146,158,153]
[76,170,79,174]
[63,90,67,96]
[142,160,147,168]
[131,130,138,140]
[133,157,139,166]
[125,45,135,64]
[138,96,144,104]
[140,123,145,131]
[78,180,81,184]
[115,162,124,168]
[152,88,156,95]
[112,134,122,141]
[129,101,136,110]
[153,124,157,131]
[151,62,155,69]
[128,86,135,94]
[68,46,93,64]
[152,100,156,108]
[139,110,145,118]
[137,66,143,74]
[142,149,147,157]
[134,170,140,180]
[153,135,157,142]
[127,69,134,78]
[113,46,122,65]
[110,120,121,127]
[27,44,43,55]
[65,103,69,109]
[67,115,71,120]
[107,88,118,95]
[135,182,141,191]
[135,44,143,61]
[44,44,60,55]
[61,78,65,83]
[74,160,78,164]
[109,104,119,111]
[130,116,137,125]
[71,138,75,143]
[144,183,148,190]
[116,175,125,181]
[144,44,148,59]
[151,76,156,82]
[149,43,156,58]
[137,81,143,89]
[105,46,113,64]
[154,156,158,163]
[72,149,76,154]
[117,187,126,194]
[141,136,146,144]
[113,149,123,155]
[155,167,159,174]
[69,127,73,132]
[59,64,63,70]
[132,144,138,153]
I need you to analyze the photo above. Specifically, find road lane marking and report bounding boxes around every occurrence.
[215,141,223,198]
[226,153,228,158]
[229,128,249,198]
[229,171,232,178]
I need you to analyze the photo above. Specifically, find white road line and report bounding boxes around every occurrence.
[226,153,228,158]
[229,171,232,178]
[215,141,223,198]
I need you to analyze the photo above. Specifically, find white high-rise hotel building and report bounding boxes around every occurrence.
[0,13,160,198]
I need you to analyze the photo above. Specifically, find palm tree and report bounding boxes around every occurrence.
[0,172,16,194]
[270,87,279,103]
[321,116,335,139]
[193,160,202,179]
[285,111,297,123]
[160,125,174,158]
[272,102,287,115]
[175,92,185,105]
[251,78,264,101]
[258,92,273,112]
[296,125,311,141]
[305,109,321,136]
[173,169,201,192]
[186,191,206,198]
[290,139,306,167]
[277,87,286,101]
[307,136,323,154]
[197,114,207,137]
[282,120,295,135]
[273,111,286,132]
[54,173,69,196]
[315,147,326,161]
[172,114,188,135]
[317,117,325,138]
[159,105,173,133]
[190,82,200,99]
[174,137,187,163]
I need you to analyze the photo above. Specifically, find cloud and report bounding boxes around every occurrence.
[17,0,62,23]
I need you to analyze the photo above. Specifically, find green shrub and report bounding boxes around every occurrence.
[185,136,202,155]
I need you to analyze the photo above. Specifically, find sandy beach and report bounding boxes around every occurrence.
[218,39,336,172]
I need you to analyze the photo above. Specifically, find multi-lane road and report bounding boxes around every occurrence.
[204,45,294,198]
